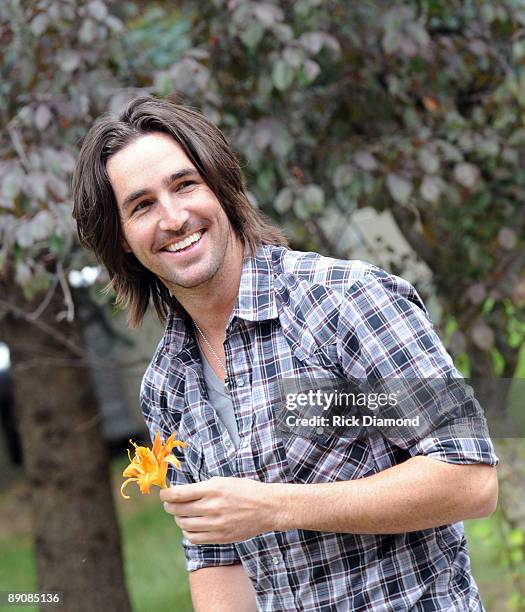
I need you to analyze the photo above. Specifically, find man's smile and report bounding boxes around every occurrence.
[161,229,205,254]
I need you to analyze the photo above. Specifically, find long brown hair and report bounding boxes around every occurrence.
[72,96,288,327]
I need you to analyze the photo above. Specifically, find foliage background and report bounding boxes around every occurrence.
[1,0,524,610]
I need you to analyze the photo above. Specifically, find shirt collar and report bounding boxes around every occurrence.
[163,244,280,356]
[231,244,279,323]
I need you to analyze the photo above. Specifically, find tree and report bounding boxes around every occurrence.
[0,1,140,608]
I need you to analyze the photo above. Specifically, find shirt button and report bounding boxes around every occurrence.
[236,377,245,387]
[316,426,324,435]
[224,439,231,448]
[271,556,280,565]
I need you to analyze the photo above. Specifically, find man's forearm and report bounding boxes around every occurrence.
[161,456,497,545]
[189,564,258,612]
[271,456,498,534]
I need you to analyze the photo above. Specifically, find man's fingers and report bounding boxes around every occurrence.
[175,515,211,532]
[163,500,203,516]
[182,529,206,544]
[182,529,229,545]
[159,483,205,503]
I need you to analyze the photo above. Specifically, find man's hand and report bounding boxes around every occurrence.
[160,476,274,544]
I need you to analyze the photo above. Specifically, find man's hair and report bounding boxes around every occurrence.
[72,96,288,327]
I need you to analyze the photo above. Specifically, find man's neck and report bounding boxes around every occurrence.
[171,236,245,339]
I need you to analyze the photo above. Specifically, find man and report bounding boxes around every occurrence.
[73,96,498,611]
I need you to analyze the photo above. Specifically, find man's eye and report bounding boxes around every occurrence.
[178,180,197,191]
[133,200,153,214]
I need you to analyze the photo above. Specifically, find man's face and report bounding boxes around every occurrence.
[107,132,235,293]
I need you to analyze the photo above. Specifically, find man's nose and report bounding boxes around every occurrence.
[157,197,189,232]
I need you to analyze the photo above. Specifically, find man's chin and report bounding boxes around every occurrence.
[163,270,218,292]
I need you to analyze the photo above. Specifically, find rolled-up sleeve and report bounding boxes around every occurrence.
[336,272,499,467]
[182,537,240,572]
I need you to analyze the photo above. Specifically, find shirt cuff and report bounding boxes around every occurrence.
[182,536,240,572]
[408,430,499,467]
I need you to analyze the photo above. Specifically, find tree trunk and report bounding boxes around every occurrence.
[0,281,131,612]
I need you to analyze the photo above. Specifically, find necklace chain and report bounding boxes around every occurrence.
[192,320,229,388]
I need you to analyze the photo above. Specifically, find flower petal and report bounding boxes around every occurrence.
[152,431,162,457]
[122,464,141,478]
[158,432,176,458]
[137,447,159,473]
[120,477,138,499]
[165,454,181,469]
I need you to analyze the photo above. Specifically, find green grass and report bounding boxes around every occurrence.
[0,534,37,612]
[0,461,193,612]
[0,534,36,591]
[0,460,523,612]
[465,517,518,611]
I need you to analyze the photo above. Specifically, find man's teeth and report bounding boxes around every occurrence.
[165,231,202,252]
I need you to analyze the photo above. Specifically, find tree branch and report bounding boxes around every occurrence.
[0,298,87,359]
[0,299,150,371]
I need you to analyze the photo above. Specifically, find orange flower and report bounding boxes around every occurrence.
[120,431,187,499]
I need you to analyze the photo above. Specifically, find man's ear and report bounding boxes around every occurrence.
[122,239,132,254]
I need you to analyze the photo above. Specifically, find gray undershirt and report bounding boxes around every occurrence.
[197,344,241,450]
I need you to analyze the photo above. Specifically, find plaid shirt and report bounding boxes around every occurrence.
[141,245,497,612]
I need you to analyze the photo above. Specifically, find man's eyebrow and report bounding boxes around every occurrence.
[120,167,199,211]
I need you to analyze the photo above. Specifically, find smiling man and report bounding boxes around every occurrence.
[73,96,498,612]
